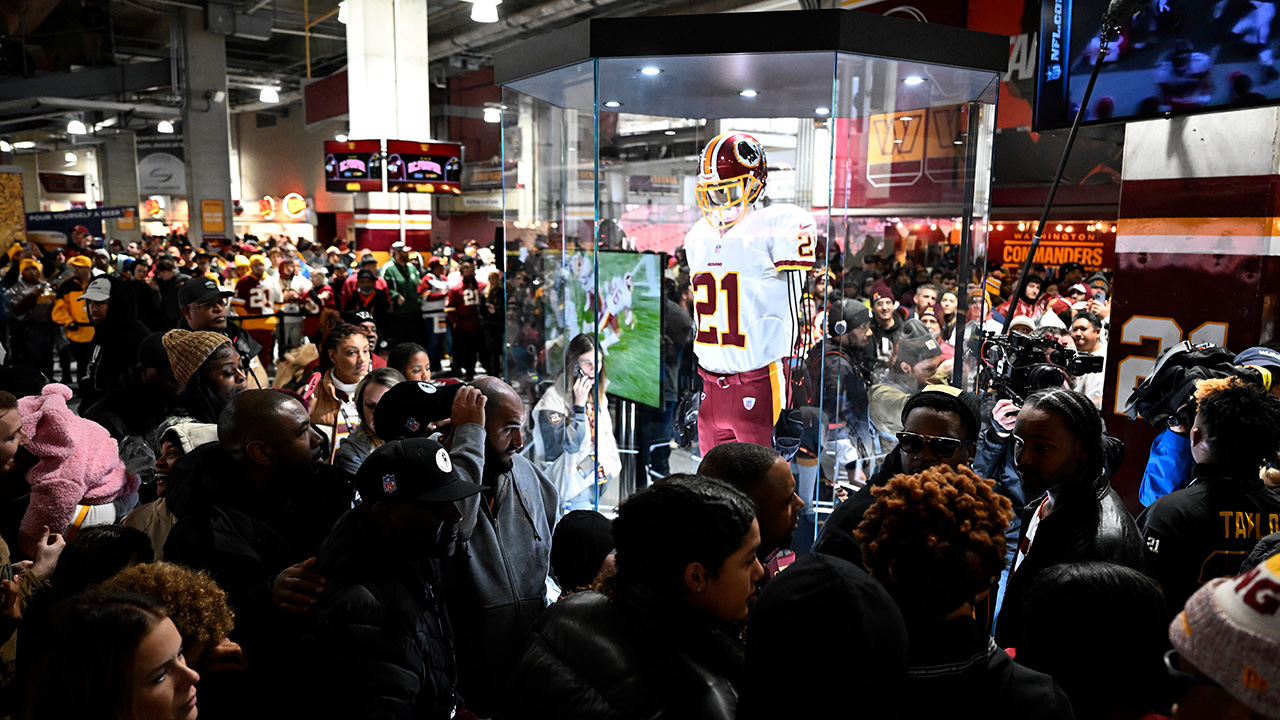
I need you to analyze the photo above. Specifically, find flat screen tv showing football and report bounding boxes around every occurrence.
[1036,0,1280,130]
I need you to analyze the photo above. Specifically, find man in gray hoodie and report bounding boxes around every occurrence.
[444,377,559,717]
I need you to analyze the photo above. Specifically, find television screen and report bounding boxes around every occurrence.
[387,140,463,194]
[324,140,383,192]
[1036,0,1280,130]
[543,249,664,408]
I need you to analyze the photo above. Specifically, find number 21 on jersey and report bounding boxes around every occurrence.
[693,271,746,348]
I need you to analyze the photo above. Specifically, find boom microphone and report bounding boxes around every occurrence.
[999,0,1148,337]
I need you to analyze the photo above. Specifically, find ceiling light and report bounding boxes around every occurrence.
[337,0,348,24]
[903,75,926,86]
[815,106,830,116]
[66,119,87,135]
[739,89,758,98]
[157,120,174,134]
[663,130,676,136]
[603,101,621,108]
[64,151,77,164]
[468,0,500,23]
[640,66,662,76]
[260,87,280,103]
[482,106,502,123]
[14,141,35,149]
[335,133,348,142]
[0,141,10,153]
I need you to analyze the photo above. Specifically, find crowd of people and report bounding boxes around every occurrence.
[0,223,1275,720]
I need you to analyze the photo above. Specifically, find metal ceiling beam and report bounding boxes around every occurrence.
[427,0,636,63]
[0,97,178,119]
[0,60,171,102]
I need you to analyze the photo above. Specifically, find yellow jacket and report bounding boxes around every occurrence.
[51,277,94,343]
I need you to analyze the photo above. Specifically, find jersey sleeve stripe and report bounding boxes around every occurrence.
[774,260,814,271]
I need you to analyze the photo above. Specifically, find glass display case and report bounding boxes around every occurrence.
[494,9,1005,527]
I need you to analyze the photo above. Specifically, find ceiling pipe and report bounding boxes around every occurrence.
[427,0,631,63]
[0,97,178,118]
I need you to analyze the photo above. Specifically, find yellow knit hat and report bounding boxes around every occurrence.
[162,329,232,387]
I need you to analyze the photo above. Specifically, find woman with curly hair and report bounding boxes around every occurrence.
[307,322,371,457]
[103,562,242,673]
[855,465,1073,719]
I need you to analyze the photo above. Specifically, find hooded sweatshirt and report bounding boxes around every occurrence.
[84,275,152,399]
[444,422,558,716]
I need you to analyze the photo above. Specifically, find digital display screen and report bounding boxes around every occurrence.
[324,140,383,192]
[386,140,463,194]
[1036,0,1280,130]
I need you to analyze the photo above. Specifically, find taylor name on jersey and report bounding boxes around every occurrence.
[685,202,815,374]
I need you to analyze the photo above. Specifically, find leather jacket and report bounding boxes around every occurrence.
[510,583,744,720]
[995,471,1145,649]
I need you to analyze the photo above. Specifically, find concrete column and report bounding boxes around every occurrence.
[180,7,233,246]
[97,131,142,245]
[346,0,432,253]
[1104,106,1280,509]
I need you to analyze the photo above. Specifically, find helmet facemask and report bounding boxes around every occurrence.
[696,174,762,229]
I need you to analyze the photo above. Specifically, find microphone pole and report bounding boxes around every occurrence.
[999,0,1147,335]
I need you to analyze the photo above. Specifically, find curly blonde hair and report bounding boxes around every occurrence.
[102,562,235,648]
[854,465,1013,619]
[1193,376,1238,402]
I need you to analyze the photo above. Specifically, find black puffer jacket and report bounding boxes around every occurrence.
[510,584,744,720]
[995,473,1145,649]
[291,509,461,720]
[83,275,151,404]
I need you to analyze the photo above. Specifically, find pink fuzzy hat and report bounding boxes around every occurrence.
[16,384,139,555]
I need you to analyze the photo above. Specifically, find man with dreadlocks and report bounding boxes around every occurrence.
[994,387,1145,649]
[1139,377,1280,610]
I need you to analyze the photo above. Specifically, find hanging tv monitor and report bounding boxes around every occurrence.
[324,140,383,192]
[386,140,463,194]
[1035,0,1280,130]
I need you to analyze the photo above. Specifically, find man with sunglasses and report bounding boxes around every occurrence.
[177,276,267,389]
[813,384,982,567]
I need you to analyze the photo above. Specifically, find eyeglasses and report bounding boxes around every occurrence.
[195,298,228,311]
[896,431,970,458]
[1163,650,1217,692]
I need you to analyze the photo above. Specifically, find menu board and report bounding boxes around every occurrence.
[324,140,383,192]
[386,140,462,194]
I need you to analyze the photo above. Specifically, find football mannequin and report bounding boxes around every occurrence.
[685,132,815,451]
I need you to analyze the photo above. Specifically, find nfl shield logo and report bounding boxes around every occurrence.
[382,474,397,493]
[743,397,756,410]
[406,417,420,432]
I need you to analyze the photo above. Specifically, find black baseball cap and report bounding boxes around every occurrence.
[178,277,233,306]
[374,379,466,441]
[356,437,484,504]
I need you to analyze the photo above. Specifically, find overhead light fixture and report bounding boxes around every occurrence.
[903,75,926,86]
[640,66,662,76]
[467,0,500,23]
[603,101,622,108]
[66,119,87,135]
[64,151,77,165]
[663,130,676,136]
[0,141,11,153]
[482,106,502,123]
[14,141,35,149]
[260,87,280,103]
[337,0,348,24]
[335,133,348,143]
[157,120,175,134]
[815,106,830,116]
[739,89,758,98]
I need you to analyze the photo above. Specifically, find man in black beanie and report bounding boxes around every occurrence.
[869,318,943,435]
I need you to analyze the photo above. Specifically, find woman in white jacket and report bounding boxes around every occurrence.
[533,333,621,513]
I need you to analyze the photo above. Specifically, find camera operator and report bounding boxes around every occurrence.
[993,387,1145,650]
[1069,311,1107,409]
[868,319,943,436]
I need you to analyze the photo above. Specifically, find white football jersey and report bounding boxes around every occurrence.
[602,277,633,318]
[684,203,816,374]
